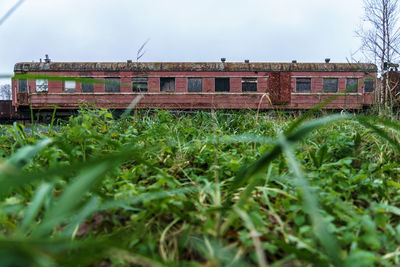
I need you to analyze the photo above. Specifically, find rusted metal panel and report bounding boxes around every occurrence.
[28,93,273,109]
[267,72,291,104]
[0,100,19,121]
[290,94,363,109]
[14,62,377,73]
[268,72,281,104]
[0,100,12,115]
[279,72,291,104]
[17,93,29,105]
[230,77,242,93]
[26,92,369,110]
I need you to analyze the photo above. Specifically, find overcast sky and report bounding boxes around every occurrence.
[0,0,365,84]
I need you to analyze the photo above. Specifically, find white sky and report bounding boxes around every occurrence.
[0,0,365,85]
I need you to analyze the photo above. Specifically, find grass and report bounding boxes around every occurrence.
[0,108,400,266]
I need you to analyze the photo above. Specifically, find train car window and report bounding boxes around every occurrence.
[188,78,202,92]
[36,79,48,92]
[364,79,375,92]
[132,77,148,92]
[64,80,76,92]
[82,78,94,92]
[160,78,175,92]
[215,78,230,92]
[346,78,358,93]
[323,78,338,93]
[105,78,120,92]
[18,79,28,93]
[296,78,311,92]
[242,78,257,92]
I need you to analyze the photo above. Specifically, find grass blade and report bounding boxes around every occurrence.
[279,137,343,266]
[284,95,339,134]
[20,183,52,231]
[33,162,115,237]
[234,207,268,267]
[228,114,346,195]
[62,197,101,239]
[3,139,52,170]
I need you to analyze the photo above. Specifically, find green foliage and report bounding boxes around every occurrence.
[0,108,400,266]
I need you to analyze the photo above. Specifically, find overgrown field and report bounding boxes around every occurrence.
[1,109,400,266]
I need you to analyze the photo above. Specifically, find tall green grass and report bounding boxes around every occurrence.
[0,108,400,266]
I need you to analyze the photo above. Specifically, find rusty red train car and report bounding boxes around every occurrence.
[0,100,19,123]
[11,60,377,114]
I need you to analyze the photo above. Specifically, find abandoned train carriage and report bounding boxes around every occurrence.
[12,61,377,113]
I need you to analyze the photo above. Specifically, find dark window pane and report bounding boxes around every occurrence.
[242,78,257,92]
[296,78,311,92]
[323,78,338,93]
[18,79,27,93]
[105,78,120,92]
[346,78,358,93]
[132,77,148,92]
[215,78,230,92]
[82,78,94,92]
[188,78,202,92]
[160,78,175,92]
[365,79,375,92]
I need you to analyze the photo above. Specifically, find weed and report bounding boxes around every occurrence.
[0,109,399,266]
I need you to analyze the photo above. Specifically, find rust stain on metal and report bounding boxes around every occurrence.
[14,62,378,73]
[279,72,291,104]
[0,100,18,120]
[17,93,29,105]
[268,72,291,104]
[268,72,280,104]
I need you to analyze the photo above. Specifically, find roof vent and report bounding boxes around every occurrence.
[221,58,226,63]
[292,60,297,63]
[244,59,250,63]
[325,58,330,63]
[44,54,51,63]
[127,59,132,63]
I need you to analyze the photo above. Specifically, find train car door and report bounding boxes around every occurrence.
[268,72,291,105]
[17,79,29,106]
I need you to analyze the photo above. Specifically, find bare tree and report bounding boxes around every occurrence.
[0,84,11,100]
[356,0,400,109]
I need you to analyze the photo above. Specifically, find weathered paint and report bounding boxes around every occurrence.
[0,100,19,121]
[27,93,270,109]
[14,62,377,73]
[12,62,377,111]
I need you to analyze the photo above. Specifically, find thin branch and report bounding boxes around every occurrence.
[136,38,150,62]
[0,0,25,27]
